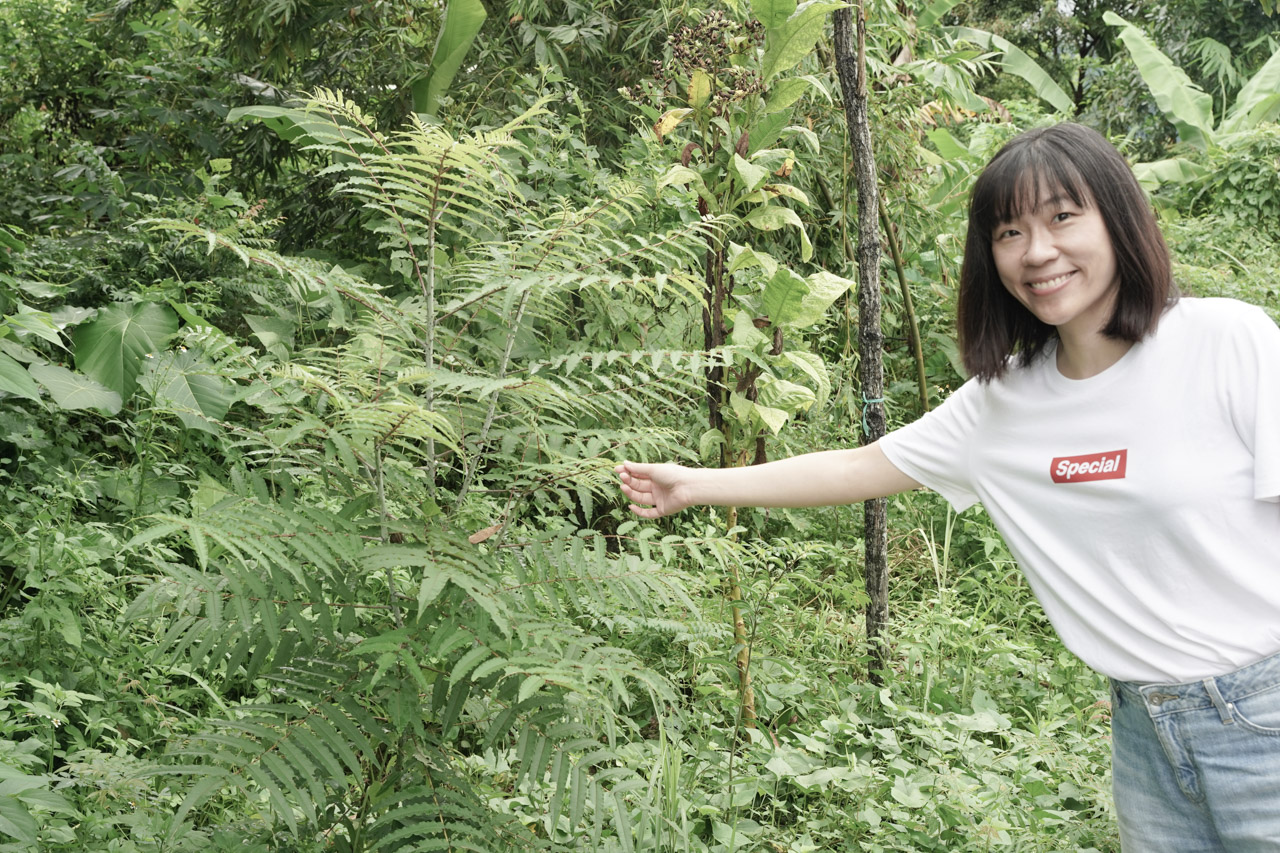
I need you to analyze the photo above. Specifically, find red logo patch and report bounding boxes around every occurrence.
[1050,449,1128,484]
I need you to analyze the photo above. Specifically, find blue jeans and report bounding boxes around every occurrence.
[1110,651,1280,852]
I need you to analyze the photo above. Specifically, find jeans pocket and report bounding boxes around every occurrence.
[1229,684,1280,735]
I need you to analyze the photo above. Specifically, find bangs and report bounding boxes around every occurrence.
[970,142,1092,236]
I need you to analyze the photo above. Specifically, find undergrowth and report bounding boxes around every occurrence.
[6,40,1280,853]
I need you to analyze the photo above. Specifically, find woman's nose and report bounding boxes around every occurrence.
[1023,228,1058,265]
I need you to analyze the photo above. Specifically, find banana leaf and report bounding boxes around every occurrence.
[1103,12,1214,149]
[946,26,1073,115]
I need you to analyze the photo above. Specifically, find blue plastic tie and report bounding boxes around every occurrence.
[861,394,885,437]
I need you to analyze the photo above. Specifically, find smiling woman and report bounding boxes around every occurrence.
[958,122,1176,381]
[617,122,1280,852]
[990,192,1122,376]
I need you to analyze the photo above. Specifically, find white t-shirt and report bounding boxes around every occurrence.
[880,297,1280,683]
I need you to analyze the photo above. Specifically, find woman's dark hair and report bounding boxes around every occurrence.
[957,122,1176,381]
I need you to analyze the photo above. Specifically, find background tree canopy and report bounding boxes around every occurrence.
[0,1,1277,850]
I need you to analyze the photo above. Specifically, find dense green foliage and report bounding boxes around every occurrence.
[1,1,1278,851]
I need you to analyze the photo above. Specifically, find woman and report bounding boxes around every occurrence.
[616,123,1280,851]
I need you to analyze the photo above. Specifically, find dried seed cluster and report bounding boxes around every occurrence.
[620,11,765,118]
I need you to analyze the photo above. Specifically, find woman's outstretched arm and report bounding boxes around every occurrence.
[615,440,921,519]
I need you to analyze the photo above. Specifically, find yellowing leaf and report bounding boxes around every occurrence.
[688,70,712,111]
[653,108,692,140]
[763,183,810,205]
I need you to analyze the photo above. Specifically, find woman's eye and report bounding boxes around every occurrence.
[1053,211,1073,223]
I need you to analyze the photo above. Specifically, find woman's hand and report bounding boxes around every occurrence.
[615,461,693,519]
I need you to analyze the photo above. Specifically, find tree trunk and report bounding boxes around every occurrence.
[703,237,757,723]
[833,2,889,684]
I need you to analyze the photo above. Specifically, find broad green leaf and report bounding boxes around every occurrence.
[744,199,813,261]
[12,278,61,301]
[245,314,296,358]
[755,0,798,30]
[890,775,929,808]
[765,746,822,779]
[227,105,351,151]
[1103,12,1214,148]
[729,390,755,424]
[54,604,82,649]
[0,226,24,255]
[947,27,1073,115]
[918,0,965,30]
[0,765,56,798]
[28,364,122,414]
[781,350,831,408]
[1231,92,1280,134]
[4,304,64,349]
[758,376,816,414]
[762,0,845,82]
[761,268,810,326]
[191,473,237,516]
[926,127,971,160]
[790,270,855,327]
[754,401,789,434]
[730,310,769,348]
[140,350,232,434]
[764,75,823,114]
[16,787,76,815]
[0,797,38,845]
[798,219,813,261]
[413,0,488,116]
[713,817,764,844]
[698,428,725,461]
[793,765,864,790]
[1222,47,1280,134]
[731,154,770,195]
[751,110,792,152]
[0,352,41,402]
[73,301,178,398]
[169,301,213,329]
[50,305,97,330]
[657,164,703,193]
[783,123,820,154]
[745,205,810,259]
[1132,157,1206,191]
[727,242,780,277]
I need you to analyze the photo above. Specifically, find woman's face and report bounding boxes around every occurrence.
[990,181,1120,343]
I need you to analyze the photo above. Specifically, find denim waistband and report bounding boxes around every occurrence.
[1110,650,1280,720]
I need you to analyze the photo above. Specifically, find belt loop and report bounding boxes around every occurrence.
[1201,677,1234,725]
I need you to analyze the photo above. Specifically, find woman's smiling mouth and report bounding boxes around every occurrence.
[1027,271,1074,292]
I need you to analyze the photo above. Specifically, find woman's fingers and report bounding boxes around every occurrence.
[616,462,664,515]
[620,481,653,504]
[627,503,664,519]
